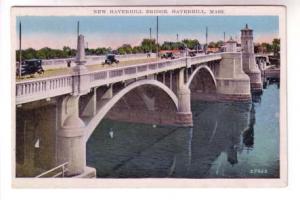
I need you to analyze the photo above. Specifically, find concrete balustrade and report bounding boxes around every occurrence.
[16,75,73,104]
[16,54,221,105]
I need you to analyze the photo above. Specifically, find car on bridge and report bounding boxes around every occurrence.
[103,54,120,65]
[188,50,197,57]
[161,52,176,59]
[16,59,44,76]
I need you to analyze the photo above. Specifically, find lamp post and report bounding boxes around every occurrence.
[77,21,80,37]
[205,26,208,54]
[18,21,22,78]
[156,16,159,59]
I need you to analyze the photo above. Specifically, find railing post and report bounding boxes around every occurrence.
[72,34,90,96]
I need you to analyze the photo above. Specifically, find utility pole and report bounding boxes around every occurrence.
[224,32,226,43]
[149,27,152,40]
[18,21,22,78]
[176,33,179,42]
[77,21,80,37]
[156,16,159,59]
[205,26,208,54]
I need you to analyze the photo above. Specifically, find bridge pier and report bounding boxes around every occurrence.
[216,52,252,102]
[80,88,97,117]
[57,35,96,177]
[241,24,263,94]
[56,96,87,176]
[176,68,193,127]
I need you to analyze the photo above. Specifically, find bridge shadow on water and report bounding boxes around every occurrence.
[86,84,280,178]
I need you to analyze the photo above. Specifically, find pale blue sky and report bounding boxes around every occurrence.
[16,16,279,49]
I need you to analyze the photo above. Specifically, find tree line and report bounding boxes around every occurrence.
[254,38,280,57]
[16,38,206,61]
[16,38,280,61]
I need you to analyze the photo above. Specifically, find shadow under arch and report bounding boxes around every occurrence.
[186,65,217,89]
[84,79,179,142]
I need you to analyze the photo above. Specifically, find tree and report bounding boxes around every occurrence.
[140,39,156,53]
[254,43,260,53]
[216,40,224,48]
[63,46,72,57]
[132,46,143,54]
[182,39,200,49]
[261,43,272,53]
[208,41,217,48]
[117,44,133,54]
[272,38,280,57]
[23,48,37,60]
[95,47,109,55]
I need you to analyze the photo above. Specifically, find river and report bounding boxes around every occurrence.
[86,83,280,178]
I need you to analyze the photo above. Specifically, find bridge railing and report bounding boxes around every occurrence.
[35,162,69,178]
[88,57,188,87]
[190,53,222,65]
[16,53,223,104]
[16,74,73,104]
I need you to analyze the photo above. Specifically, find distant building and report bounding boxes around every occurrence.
[225,36,237,52]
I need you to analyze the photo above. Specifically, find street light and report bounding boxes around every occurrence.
[183,43,188,57]
[18,21,22,78]
[156,16,159,59]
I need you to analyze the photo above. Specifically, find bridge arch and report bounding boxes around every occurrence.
[84,79,178,141]
[186,65,217,89]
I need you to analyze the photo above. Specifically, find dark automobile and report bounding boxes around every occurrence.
[188,51,197,57]
[161,52,175,59]
[104,54,119,65]
[16,59,44,76]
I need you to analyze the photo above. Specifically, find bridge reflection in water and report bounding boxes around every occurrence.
[85,84,279,178]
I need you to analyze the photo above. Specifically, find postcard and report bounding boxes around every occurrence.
[11,5,287,188]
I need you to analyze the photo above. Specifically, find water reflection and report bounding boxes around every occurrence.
[86,84,279,178]
[242,104,255,150]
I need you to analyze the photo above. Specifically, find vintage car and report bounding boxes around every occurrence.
[161,52,176,59]
[104,54,120,65]
[16,59,44,76]
[188,51,197,57]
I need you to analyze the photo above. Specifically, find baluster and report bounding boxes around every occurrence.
[47,80,51,90]
[24,84,27,95]
[32,83,34,93]
[16,85,19,96]
[37,82,40,92]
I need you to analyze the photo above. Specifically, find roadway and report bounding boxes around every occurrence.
[16,57,162,82]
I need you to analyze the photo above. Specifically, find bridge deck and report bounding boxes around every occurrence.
[15,54,223,105]
[16,57,160,82]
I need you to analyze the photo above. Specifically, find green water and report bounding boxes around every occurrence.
[87,83,279,178]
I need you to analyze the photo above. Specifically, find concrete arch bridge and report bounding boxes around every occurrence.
[15,34,262,177]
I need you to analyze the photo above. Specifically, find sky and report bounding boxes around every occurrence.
[16,16,279,49]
